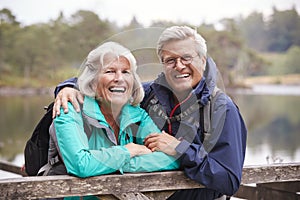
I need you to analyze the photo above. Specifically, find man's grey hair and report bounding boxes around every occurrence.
[78,41,144,106]
[157,26,207,62]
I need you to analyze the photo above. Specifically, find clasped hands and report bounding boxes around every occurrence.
[125,132,180,157]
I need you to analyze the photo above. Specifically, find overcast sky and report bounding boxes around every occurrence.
[1,0,299,27]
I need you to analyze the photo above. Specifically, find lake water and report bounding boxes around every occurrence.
[0,85,299,178]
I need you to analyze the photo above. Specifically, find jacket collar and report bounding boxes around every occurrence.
[151,73,210,107]
[82,96,141,131]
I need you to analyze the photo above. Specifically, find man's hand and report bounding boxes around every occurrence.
[144,131,180,156]
[52,87,84,118]
[125,143,152,158]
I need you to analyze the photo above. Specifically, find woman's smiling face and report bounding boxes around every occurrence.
[95,55,134,107]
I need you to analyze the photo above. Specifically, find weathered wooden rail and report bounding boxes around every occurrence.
[0,161,299,199]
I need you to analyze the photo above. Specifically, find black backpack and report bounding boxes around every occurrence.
[24,102,90,176]
[24,101,139,176]
[24,102,54,176]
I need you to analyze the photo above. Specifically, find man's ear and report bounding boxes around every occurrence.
[202,56,207,71]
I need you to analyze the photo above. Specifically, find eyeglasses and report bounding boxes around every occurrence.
[162,54,199,68]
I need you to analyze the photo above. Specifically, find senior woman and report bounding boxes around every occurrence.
[48,42,179,178]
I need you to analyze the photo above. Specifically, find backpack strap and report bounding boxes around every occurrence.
[203,87,221,135]
[202,87,225,152]
[38,121,65,176]
[37,155,60,175]
[146,94,201,129]
[141,84,156,111]
[200,106,205,143]
[81,112,92,139]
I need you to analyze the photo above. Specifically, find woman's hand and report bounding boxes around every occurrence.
[125,143,152,158]
[144,131,180,156]
[52,87,84,118]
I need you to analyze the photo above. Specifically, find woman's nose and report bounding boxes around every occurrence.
[114,71,124,82]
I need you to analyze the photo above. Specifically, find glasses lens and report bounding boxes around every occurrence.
[181,55,193,64]
[164,58,176,66]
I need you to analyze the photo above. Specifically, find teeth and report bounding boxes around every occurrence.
[109,87,125,93]
[176,74,190,78]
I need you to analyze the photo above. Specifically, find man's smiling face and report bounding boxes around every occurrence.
[161,38,206,97]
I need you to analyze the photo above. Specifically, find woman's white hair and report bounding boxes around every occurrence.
[78,41,144,106]
[157,26,207,62]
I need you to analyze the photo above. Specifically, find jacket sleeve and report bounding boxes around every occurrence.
[175,96,247,196]
[53,103,131,178]
[122,108,180,172]
[54,77,78,97]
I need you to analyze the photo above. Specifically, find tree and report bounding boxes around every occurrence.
[266,7,300,52]
[0,9,21,76]
[284,46,300,74]
[10,24,55,82]
[48,11,70,72]
[64,10,114,64]
[239,12,268,51]
[0,8,19,25]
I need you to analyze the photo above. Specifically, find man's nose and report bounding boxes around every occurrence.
[174,58,186,70]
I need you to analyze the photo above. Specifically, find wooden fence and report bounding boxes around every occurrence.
[0,161,299,199]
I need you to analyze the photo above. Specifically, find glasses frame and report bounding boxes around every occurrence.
[162,54,199,68]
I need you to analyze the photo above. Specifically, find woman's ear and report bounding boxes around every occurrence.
[91,80,98,95]
[91,80,96,90]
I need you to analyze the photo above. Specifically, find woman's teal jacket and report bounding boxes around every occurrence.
[52,96,179,178]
